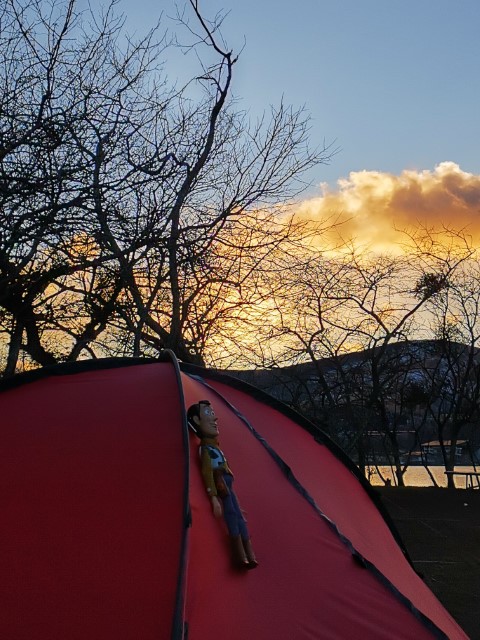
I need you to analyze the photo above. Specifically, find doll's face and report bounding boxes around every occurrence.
[195,403,219,438]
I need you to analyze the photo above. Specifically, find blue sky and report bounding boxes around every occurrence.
[120,0,480,197]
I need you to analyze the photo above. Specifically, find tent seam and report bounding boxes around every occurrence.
[166,351,191,640]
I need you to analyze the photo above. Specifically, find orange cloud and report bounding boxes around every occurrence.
[297,162,480,252]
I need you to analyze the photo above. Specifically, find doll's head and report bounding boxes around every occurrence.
[187,400,219,438]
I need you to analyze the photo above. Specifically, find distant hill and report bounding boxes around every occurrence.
[221,339,477,404]
[219,339,480,461]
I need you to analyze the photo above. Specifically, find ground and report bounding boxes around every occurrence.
[376,486,480,640]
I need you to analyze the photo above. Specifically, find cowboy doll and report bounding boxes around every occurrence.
[187,400,258,570]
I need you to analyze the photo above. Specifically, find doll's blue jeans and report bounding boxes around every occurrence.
[221,473,249,538]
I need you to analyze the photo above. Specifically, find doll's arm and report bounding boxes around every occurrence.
[200,447,217,497]
[211,495,222,518]
[200,447,223,518]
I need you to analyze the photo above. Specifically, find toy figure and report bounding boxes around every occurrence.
[187,400,258,570]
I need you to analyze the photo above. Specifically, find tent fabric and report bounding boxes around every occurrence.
[1,358,188,640]
[0,356,468,639]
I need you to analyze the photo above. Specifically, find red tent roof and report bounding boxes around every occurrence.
[0,355,467,639]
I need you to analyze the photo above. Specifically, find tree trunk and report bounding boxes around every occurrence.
[4,320,23,376]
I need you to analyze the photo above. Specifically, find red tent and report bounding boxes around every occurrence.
[0,354,467,639]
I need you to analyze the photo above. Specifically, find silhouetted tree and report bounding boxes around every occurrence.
[419,258,480,487]
[239,229,474,484]
[0,0,332,373]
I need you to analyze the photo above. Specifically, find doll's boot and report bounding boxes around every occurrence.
[242,537,258,569]
[230,535,250,569]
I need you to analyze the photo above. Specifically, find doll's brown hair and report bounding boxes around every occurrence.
[186,400,211,433]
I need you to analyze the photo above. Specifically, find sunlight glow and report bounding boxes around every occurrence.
[296,162,480,255]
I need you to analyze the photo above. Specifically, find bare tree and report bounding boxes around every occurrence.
[0,0,333,374]
[242,229,474,484]
[418,256,480,487]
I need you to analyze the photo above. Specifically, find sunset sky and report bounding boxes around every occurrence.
[122,0,480,249]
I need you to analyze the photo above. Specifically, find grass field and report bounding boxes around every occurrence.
[376,487,480,639]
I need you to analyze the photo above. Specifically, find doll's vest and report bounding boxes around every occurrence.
[201,444,227,469]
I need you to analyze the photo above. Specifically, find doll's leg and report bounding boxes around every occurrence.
[230,534,250,569]
[241,537,258,569]
[226,487,249,538]
[226,481,258,569]
[222,476,250,569]
[221,478,242,536]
